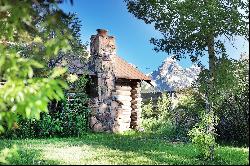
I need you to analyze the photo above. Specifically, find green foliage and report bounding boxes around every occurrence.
[0,0,79,133]
[38,113,64,137]
[171,89,205,140]
[1,76,90,138]
[141,94,175,139]
[48,12,89,73]
[0,134,248,165]
[125,0,249,160]
[142,93,171,120]
[125,0,248,63]
[188,112,218,160]
[0,0,89,134]
[141,98,154,119]
[0,145,18,164]
[216,93,249,145]
[157,93,171,119]
[197,56,248,105]
[4,108,89,139]
[62,75,90,136]
[0,65,68,133]
[197,57,249,145]
[142,118,175,139]
[60,92,90,137]
[189,56,249,158]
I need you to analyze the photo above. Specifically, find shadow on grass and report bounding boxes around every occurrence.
[62,133,205,165]
[0,132,248,165]
[0,142,60,165]
[64,132,248,165]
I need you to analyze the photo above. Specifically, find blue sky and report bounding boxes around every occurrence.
[59,0,249,74]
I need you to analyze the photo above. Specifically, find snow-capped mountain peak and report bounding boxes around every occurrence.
[149,55,201,91]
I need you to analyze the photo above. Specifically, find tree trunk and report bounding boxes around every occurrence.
[206,34,216,160]
[208,35,216,79]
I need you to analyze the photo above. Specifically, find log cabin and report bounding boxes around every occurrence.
[87,29,151,133]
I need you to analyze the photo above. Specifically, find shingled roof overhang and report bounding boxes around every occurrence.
[113,55,151,82]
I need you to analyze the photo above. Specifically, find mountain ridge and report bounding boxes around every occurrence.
[143,56,201,92]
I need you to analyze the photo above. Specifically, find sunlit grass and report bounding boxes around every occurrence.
[0,133,248,165]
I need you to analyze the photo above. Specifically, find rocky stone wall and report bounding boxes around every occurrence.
[89,29,118,132]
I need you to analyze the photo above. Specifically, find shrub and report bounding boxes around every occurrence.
[142,118,175,138]
[196,57,249,146]
[0,145,18,165]
[141,98,154,119]
[3,97,90,138]
[216,90,249,146]
[59,92,90,137]
[1,76,90,138]
[188,112,218,160]
[141,93,175,139]
[157,93,171,119]
[171,89,205,140]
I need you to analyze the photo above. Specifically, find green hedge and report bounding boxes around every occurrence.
[2,93,90,139]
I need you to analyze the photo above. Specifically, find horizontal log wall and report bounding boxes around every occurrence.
[111,79,142,132]
[112,84,132,132]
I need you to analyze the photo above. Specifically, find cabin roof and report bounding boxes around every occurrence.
[65,55,151,82]
[113,55,151,81]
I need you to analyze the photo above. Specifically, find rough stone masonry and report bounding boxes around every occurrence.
[88,29,151,133]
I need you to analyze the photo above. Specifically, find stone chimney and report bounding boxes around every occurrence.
[89,29,117,132]
[97,29,108,36]
[90,29,116,59]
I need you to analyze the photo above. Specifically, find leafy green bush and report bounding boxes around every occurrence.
[142,93,171,119]
[141,93,175,139]
[141,98,154,119]
[215,58,248,145]
[142,90,205,141]
[59,93,90,137]
[171,89,205,140]
[142,118,175,138]
[0,145,18,165]
[196,57,249,146]
[0,0,76,133]
[157,93,171,119]
[188,57,249,160]
[216,94,249,145]
[188,112,218,160]
[3,99,90,138]
[1,76,90,138]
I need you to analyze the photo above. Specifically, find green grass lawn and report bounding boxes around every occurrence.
[0,132,249,165]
